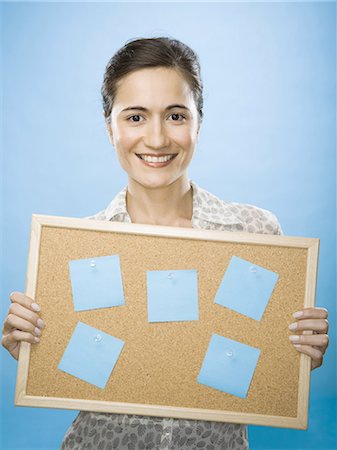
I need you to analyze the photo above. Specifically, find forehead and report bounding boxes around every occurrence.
[114,67,193,108]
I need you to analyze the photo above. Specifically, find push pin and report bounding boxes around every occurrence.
[94,334,102,343]
[225,349,234,358]
[168,272,174,280]
[90,260,96,268]
[249,266,257,274]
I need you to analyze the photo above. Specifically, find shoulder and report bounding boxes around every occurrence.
[228,199,283,235]
[83,209,109,221]
[191,181,282,235]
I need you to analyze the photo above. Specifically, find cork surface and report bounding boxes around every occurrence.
[26,225,307,418]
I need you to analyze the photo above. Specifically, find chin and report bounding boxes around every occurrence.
[135,175,179,190]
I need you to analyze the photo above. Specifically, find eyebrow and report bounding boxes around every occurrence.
[120,104,190,113]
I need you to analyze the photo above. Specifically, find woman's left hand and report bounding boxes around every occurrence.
[288,307,329,370]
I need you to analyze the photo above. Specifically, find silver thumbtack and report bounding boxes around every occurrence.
[225,349,234,358]
[90,260,96,268]
[249,266,257,274]
[168,272,174,280]
[94,334,102,343]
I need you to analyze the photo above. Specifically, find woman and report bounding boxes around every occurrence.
[2,37,329,450]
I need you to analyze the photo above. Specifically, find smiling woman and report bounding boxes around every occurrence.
[1,36,329,450]
[107,67,200,201]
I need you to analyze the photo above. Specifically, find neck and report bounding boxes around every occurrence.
[126,176,193,227]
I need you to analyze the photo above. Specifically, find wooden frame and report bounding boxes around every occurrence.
[15,214,319,429]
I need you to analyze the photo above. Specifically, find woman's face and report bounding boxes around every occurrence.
[108,67,201,190]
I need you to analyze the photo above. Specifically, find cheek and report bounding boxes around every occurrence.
[115,127,140,151]
[173,127,197,149]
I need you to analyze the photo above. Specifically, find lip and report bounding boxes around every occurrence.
[136,153,177,157]
[136,153,178,168]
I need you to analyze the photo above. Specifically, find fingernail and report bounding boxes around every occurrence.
[37,318,45,329]
[34,327,42,336]
[289,335,300,342]
[34,337,40,343]
[288,323,298,330]
[31,303,41,312]
[293,344,301,349]
[292,311,303,318]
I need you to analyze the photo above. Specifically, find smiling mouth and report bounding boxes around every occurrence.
[136,154,178,163]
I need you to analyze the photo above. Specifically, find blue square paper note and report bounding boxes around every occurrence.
[214,256,279,321]
[69,254,124,311]
[58,322,125,389]
[147,269,198,322]
[197,334,261,398]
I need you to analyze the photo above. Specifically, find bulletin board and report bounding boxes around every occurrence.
[15,214,319,429]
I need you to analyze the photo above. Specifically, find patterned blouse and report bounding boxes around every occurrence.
[61,180,282,450]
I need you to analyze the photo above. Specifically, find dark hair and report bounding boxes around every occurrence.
[101,37,203,123]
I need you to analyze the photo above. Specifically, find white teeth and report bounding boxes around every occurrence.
[139,154,175,163]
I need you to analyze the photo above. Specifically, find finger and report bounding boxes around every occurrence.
[2,330,40,351]
[3,314,42,337]
[8,302,42,327]
[292,307,328,320]
[288,318,328,334]
[3,305,44,335]
[9,291,41,313]
[289,334,329,353]
[292,344,323,370]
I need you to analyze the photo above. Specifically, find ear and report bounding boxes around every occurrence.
[104,113,114,147]
[196,120,201,138]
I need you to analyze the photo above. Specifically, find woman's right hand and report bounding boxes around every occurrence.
[1,292,45,360]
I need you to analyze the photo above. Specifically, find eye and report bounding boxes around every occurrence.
[127,115,143,123]
[169,113,186,121]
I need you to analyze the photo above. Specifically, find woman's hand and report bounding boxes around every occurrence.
[1,291,45,360]
[288,307,329,370]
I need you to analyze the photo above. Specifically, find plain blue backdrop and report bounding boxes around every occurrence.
[1,2,336,449]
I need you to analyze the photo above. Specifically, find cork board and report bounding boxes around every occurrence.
[15,214,319,429]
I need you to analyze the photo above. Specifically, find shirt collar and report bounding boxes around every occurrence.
[103,185,130,221]
[190,180,243,227]
[104,180,242,226]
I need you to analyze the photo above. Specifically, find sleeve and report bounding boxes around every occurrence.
[270,212,284,236]
[82,209,107,221]
[257,206,284,236]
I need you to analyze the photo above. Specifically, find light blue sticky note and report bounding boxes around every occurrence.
[147,269,198,322]
[58,322,125,389]
[197,334,261,398]
[69,254,124,311]
[214,256,279,321]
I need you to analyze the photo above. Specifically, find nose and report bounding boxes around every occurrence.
[143,118,170,150]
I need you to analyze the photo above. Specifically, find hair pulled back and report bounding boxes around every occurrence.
[101,37,203,123]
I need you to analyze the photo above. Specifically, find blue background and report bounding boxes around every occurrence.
[1,2,335,449]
